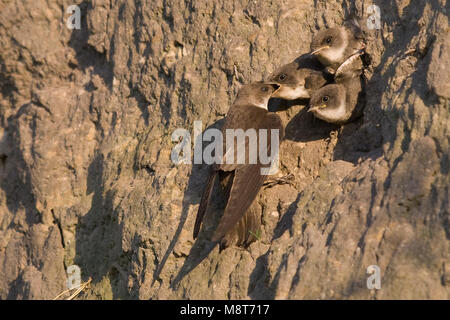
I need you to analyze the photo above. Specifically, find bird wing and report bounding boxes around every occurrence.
[220,202,262,248]
[193,169,216,239]
[345,75,366,122]
[211,163,266,241]
[194,104,265,239]
[215,104,266,172]
[212,112,284,241]
[213,105,242,172]
[334,51,364,80]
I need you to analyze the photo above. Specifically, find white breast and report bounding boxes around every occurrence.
[323,29,348,63]
[315,99,349,123]
[253,97,270,110]
[276,85,310,100]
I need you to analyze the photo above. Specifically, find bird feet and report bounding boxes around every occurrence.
[263,173,295,189]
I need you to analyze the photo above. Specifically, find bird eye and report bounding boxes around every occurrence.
[325,37,332,44]
[261,86,269,92]
[278,73,287,81]
[322,95,329,102]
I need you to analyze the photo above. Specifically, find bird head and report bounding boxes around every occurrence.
[310,27,348,66]
[267,62,311,99]
[235,82,280,109]
[308,84,347,122]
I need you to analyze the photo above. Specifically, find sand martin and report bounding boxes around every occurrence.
[308,74,365,125]
[268,54,331,100]
[310,21,365,73]
[193,82,285,246]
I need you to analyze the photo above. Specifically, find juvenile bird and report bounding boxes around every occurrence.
[310,20,365,73]
[268,54,331,100]
[193,82,285,247]
[308,74,365,125]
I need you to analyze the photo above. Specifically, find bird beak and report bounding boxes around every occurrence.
[307,105,325,112]
[310,46,329,55]
[358,41,366,51]
[271,89,281,98]
[266,82,281,95]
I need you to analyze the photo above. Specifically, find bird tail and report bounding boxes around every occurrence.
[193,170,216,239]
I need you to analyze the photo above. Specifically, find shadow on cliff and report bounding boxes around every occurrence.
[64,2,128,299]
[353,0,445,268]
[0,104,42,228]
[248,191,304,299]
[73,152,132,298]
[67,1,114,91]
[0,104,47,299]
[154,120,228,290]
[358,0,438,213]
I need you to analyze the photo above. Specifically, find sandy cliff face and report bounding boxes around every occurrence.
[0,0,448,299]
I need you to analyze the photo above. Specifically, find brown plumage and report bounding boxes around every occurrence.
[308,73,365,125]
[268,54,331,100]
[193,82,285,246]
[310,20,366,73]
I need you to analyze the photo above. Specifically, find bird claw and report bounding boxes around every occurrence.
[263,173,295,189]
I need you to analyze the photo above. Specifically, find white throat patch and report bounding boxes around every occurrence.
[276,86,310,99]
[253,97,269,110]
[323,29,348,63]
[315,97,347,122]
